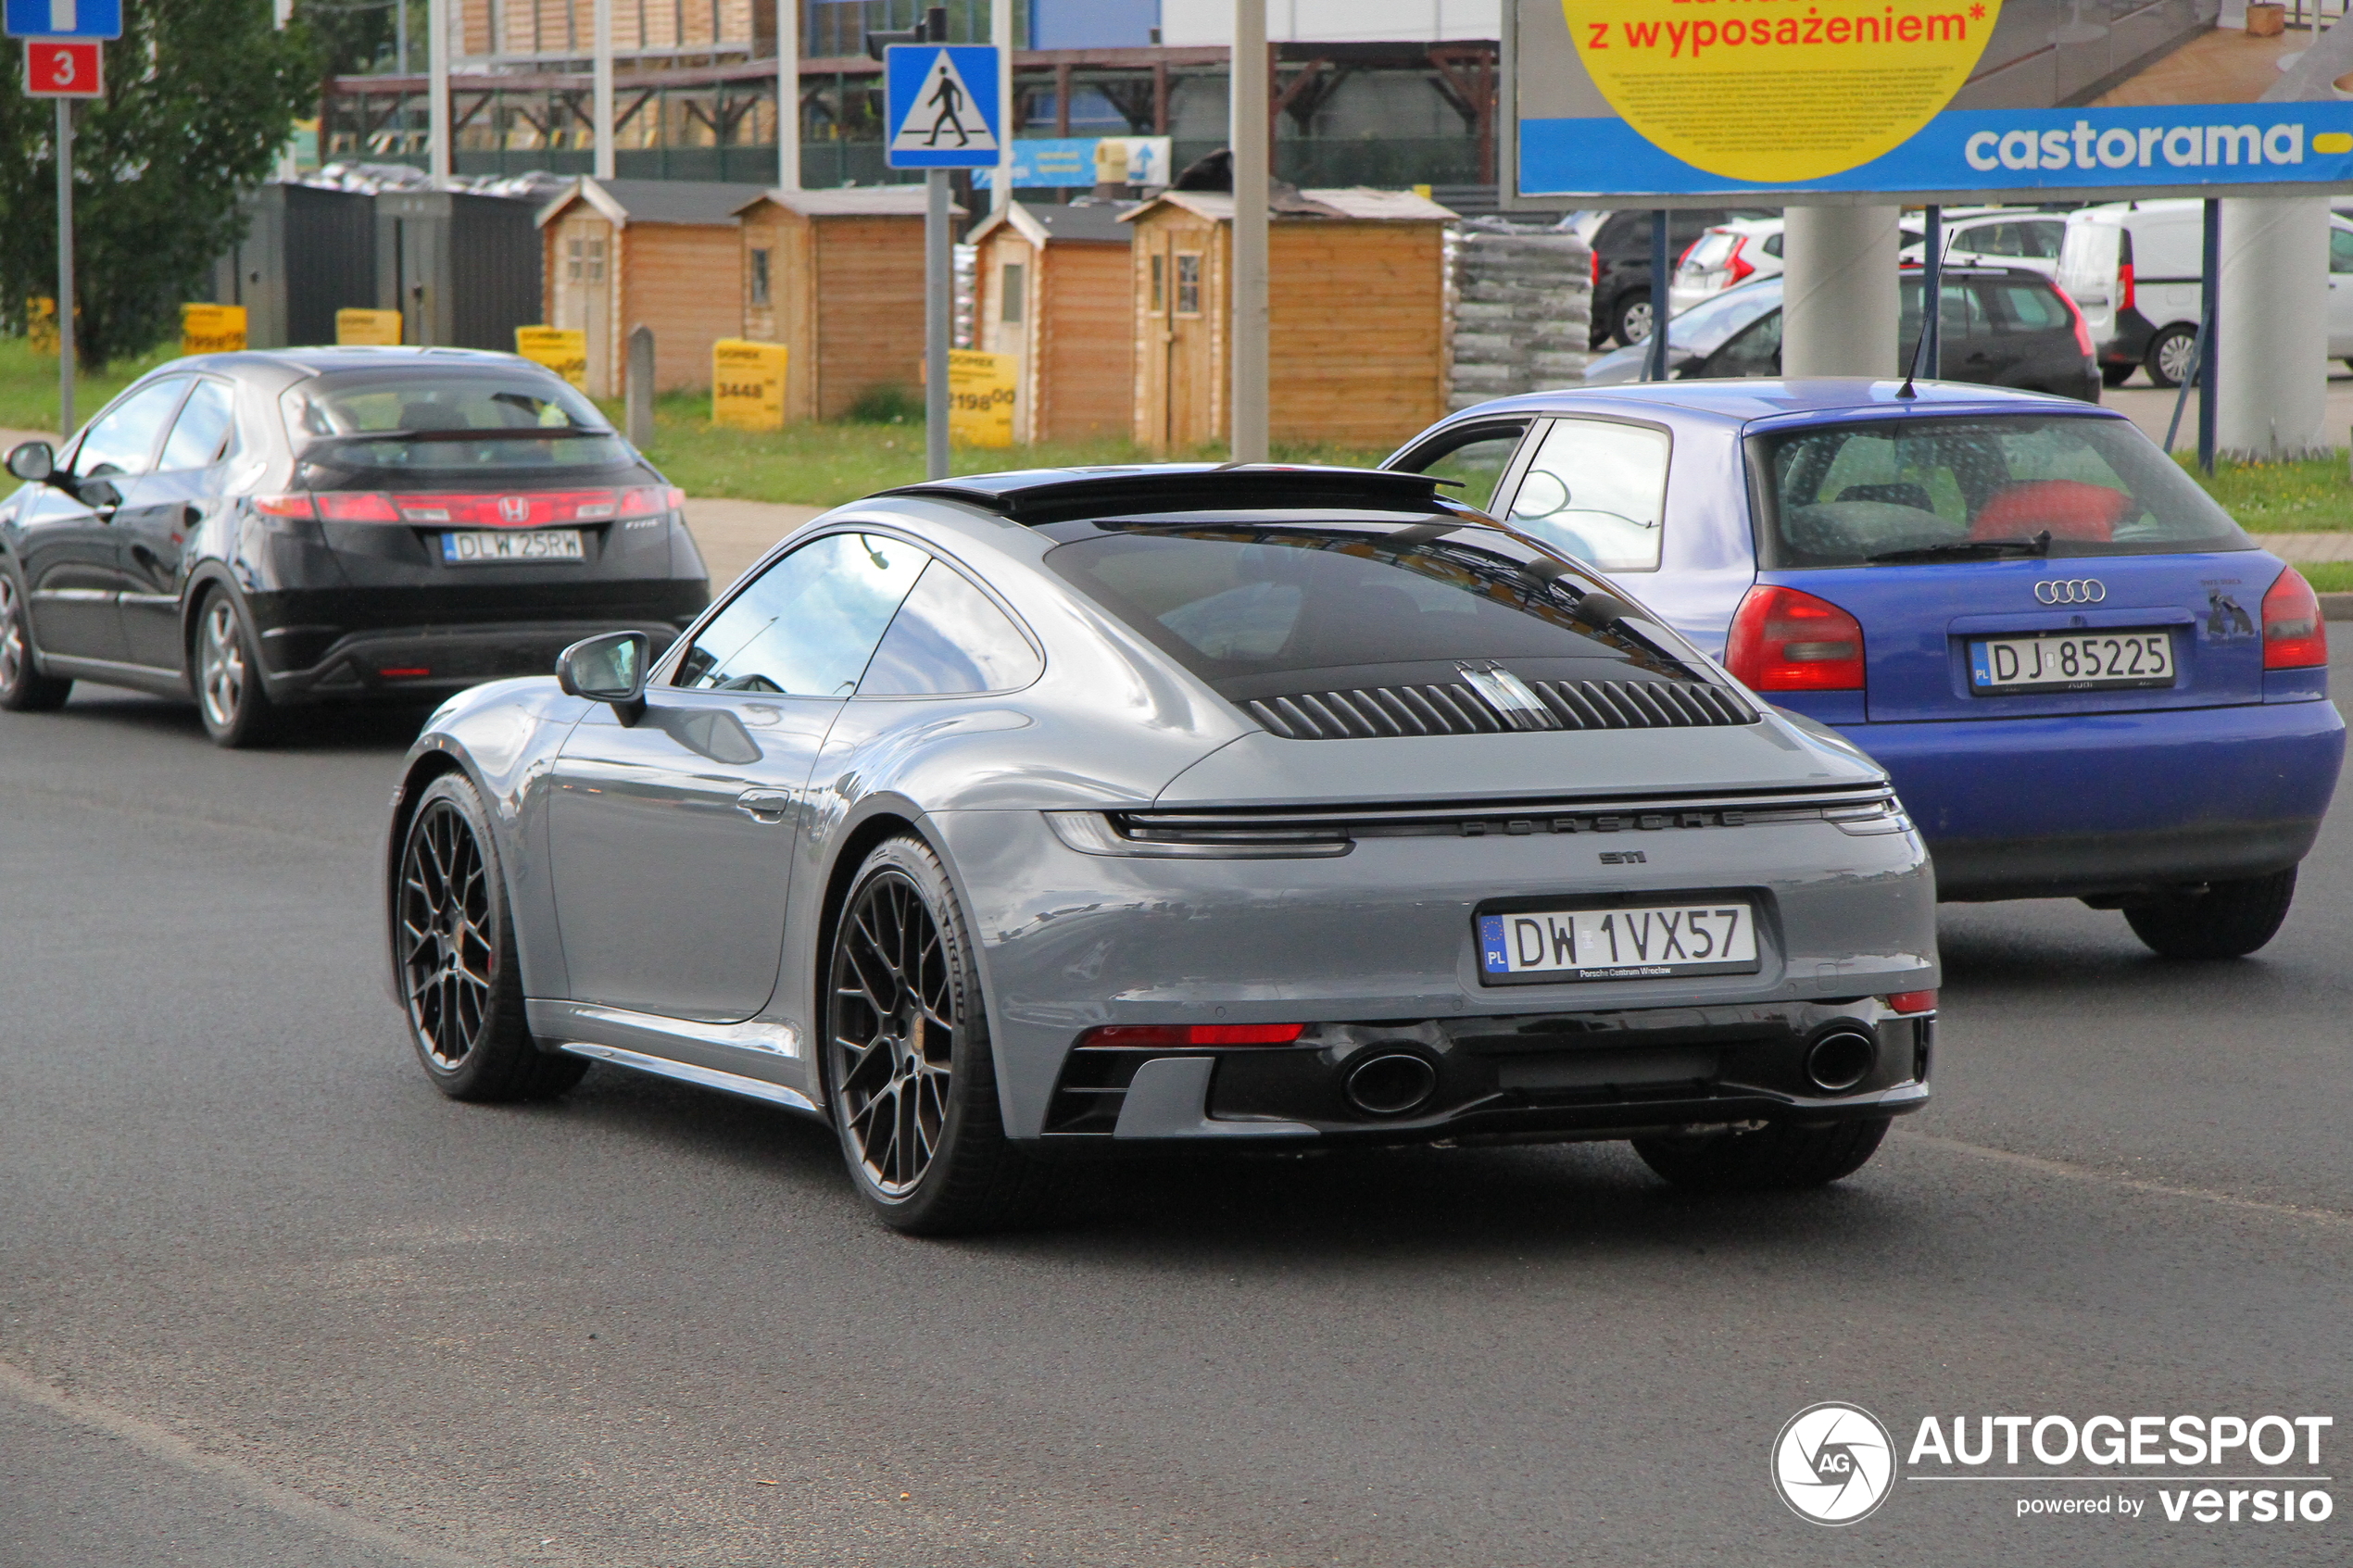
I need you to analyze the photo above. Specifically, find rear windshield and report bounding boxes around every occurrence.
[1749,415,2247,567]
[1044,521,1699,700]
[281,370,630,482]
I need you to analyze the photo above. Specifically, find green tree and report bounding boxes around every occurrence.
[0,1,316,367]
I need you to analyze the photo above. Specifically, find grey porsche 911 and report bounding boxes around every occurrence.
[384,465,1938,1234]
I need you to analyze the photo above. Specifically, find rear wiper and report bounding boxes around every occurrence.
[1866,530,2051,564]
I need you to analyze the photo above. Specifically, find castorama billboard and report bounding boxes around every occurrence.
[1507,0,2353,199]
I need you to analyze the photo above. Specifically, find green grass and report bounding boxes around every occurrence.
[2296,560,2353,594]
[0,336,178,433]
[2173,451,2353,533]
[605,391,1389,509]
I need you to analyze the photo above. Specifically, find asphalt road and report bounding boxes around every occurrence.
[2,659,2349,1568]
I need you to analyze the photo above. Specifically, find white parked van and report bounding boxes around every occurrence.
[2057,200,2353,387]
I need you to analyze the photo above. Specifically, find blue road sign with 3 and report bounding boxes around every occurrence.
[886,45,1000,169]
[4,0,121,40]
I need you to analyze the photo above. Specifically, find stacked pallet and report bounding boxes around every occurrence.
[1448,218,1592,411]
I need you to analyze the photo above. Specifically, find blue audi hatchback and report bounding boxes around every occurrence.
[1386,380,2344,958]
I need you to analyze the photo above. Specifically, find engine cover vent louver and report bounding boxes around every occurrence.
[1244,679,1755,740]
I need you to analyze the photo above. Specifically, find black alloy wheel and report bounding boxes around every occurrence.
[825,834,1048,1234]
[1631,1117,1891,1190]
[396,772,585,1101]
[2123,867,2297,960]
[0,572,71,711]
[194,591,279,748]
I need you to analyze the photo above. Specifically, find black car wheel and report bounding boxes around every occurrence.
[1632,1117,1890,1190]
[194,592,279,748]
[2144,324,2198,389]
[0,572,71,711]
[2123,867,2296,960]
[396,771,586,1101]
[825,834,1049,1235]
[1612,290,1655,348]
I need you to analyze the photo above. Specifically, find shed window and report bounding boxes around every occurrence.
[567,239,584,282]
[586,238,605,282]
[1175,253,1202,317]
[749,247,772,307]
[1000,262,1026,324]
[1149,254,1165,314]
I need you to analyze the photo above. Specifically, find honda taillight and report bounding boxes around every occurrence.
[618,484,683,519]
[2262,566,2328,670]
[1726,584,1866,692]
[1076,1023,1306,1048]
[312,491,402,521]
[2117,259,2135,314]
[1724,235,1755,287]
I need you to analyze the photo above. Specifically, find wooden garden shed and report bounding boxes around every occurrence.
[733,186,957,424]
[1122,187,1455,453]
[536,178,767,397]
[967,201,1135,445]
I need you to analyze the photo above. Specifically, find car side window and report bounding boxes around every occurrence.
[2022,221,2065,260]
[157,380,238,471]
[1504,418,1671,573]
[1388,420,1529,512]
[858,560,1041,696]
[72,378,191,480]
[673,532,926,696]
[1707,310,1781,378]
[2330,226,2353,274]
[1982,281,2063,333]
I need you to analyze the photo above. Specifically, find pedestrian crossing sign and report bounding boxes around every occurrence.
[885,44,1000,169]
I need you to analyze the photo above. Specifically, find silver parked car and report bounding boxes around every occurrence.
[384,466,1940,1233]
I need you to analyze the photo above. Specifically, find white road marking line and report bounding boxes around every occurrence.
[1897,1131,2353,1230]
[0,1357,484,1567]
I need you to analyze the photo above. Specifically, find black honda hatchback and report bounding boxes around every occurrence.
[0,347,708,746]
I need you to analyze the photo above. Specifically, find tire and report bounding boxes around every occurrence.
[0,571,71,711]
[824,834,1051,1235]
[2100,361,2135,388]
[2122,867,2296,960]
[1632,1117,1890,1191]
[395,771,587,1102]
[2144,324,2198,389]
[1612,290,1655,349]
[194,591,279,748]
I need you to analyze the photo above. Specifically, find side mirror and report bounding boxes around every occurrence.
[557,631,649,721]
[6,441,54,483]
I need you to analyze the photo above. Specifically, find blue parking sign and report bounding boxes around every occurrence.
[4,0,122,40]
[885,45,1000,169]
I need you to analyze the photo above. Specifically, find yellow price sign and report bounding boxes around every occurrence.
[1562,0,2000,182]
[25,296,57,357]
[712,339,789,432]
[336,307,403,346]
[181,303,247,357]
[948,350,1016,449]
[514,326,588,391]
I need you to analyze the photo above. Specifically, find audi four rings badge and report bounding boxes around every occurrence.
[2035,579,2107,604]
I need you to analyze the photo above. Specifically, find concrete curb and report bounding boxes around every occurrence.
[2322,593,2353,621]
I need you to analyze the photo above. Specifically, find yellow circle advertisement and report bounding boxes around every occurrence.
[1563,0,2002,182]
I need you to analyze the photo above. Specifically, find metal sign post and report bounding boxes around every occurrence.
[9,0,118,442]
[884,35,1001,481]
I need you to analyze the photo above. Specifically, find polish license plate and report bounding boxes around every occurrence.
[1969,629,2173,693]
[1478,902,1760,984]
[441,529,585,564]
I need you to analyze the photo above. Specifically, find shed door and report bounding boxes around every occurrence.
[1141,233,1214,452]
[553,218,613,397]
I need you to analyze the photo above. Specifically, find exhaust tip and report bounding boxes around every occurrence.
[1344,1052,1439,1116]
[1806,1029,1878,1094]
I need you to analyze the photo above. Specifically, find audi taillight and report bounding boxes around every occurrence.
[1723,235,1755,288]
[1726,584,1866,692]
[1076,1023,1306,1048]
[2262,566,2327,670]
